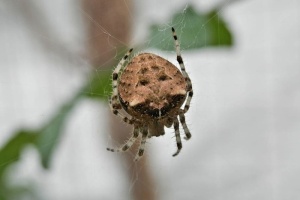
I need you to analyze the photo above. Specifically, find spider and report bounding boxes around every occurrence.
[107,27,193,161]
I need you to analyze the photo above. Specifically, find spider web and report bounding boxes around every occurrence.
[81,2,198,199]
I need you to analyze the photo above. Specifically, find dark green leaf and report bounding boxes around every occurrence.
[0,71,112,172]
[0,130,37,178]
[148,5,233,51]
[84,69,112,100]
[35,89,83,169]
[0,86,84,172]
[84,46,132,100]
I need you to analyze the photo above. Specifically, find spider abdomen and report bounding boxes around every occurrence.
[118,53,187,120]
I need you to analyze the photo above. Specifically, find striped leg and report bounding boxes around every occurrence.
[109,49,134,125]
[134,127,149,161]
[179,111,191,140]
[172,117,182,157]
[109,97,134,125]
[171,27,193,113]
[183,90,193,113]
[107,126,139,153]
[111,48,133,110]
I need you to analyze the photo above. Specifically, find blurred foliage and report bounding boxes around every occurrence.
[0,130,37,178]
[0,4,234,199]
[84,70,113,99]
[149,5,233,50]
[0,88,83,199]
[0,130,37,200]
[85,46,131,100]
[35,88,84,169]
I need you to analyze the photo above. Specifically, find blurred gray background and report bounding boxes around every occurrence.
[0,0,300,199]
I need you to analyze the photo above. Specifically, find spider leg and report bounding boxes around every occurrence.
[111,48,133,111]
[109,49,134,125]
[172,117,182,157]
[179,110,192,140]
[183,90,193,113]
[134,127,149,161]
[109,97,134,125]
[171,27,194,113]
[107,126,139,153]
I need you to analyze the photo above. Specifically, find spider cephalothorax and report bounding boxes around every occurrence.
[107,27,193,161]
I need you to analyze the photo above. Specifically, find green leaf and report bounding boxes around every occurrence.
[0,67,113,172]
[1,184,37,200]
[0,130,37,178]
[84,69,112,100]
[35,89,84,169]
[0,87,84,174]
[84,46,132,101]
[148,5,233,51]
